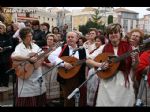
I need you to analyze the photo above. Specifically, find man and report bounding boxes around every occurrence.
[48,31,87,106]
[32,20,45,48]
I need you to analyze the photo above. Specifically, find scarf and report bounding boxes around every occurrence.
[103,41,132,87]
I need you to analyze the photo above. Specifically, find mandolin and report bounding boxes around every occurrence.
[94,43,150,79]
[12,42,64,79]
[58,56,86,79]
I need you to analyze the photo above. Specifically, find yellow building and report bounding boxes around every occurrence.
[72,7,95,30]
[1,7,13,25]
[71,7,114,30]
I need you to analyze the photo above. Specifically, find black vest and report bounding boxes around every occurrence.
[57,45,86,85]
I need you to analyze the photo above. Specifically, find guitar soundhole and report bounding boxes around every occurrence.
[65,69,68,73]
[100,60,102,63]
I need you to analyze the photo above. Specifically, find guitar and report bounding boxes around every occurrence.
[58,56,86,79]
[94,43,150,79]
[12,42,64,79]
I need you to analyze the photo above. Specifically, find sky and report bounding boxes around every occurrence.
[54,7,150,18]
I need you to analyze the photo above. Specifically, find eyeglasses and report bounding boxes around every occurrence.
[26,35,33,38]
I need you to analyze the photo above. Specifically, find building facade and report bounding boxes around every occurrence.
[5,7,57,31]
[138,14,150,34]
[114,8,139,33]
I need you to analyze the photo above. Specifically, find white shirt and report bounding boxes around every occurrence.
[48,45,81,67]
[12,42,46,97]
[86,45,105,60]
[83,41,96,54]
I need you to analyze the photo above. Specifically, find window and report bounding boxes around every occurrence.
[131,20,133,29]
[123,19,128,32]
[26,12,30,17]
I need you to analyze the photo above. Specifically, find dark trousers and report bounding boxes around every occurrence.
[61,77,87,107]
[0,63,10,87]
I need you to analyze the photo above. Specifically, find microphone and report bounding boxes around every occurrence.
[67,88,79,100]
[73,46,84,53]
[140,38,150,49]
[4,46,12,49]
[3,46,12,51]
[1,46,12,52]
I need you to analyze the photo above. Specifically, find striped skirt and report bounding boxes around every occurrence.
[15,93,47,107]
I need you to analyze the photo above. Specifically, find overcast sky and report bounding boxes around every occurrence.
[55,7,150,18]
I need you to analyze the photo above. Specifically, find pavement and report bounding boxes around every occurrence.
[0,83,13,107]
[1,75,149,107]
[0,75,63,107]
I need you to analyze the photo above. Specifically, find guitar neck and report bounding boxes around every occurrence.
[37,42,64,60]
[114,49,139,63]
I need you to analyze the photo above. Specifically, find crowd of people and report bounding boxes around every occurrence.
[0,18,150,107]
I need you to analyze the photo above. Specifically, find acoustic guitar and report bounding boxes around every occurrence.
[58,56,86,79]
[12,57,35,79]
[94,43,150,79]
[12,42,64,79]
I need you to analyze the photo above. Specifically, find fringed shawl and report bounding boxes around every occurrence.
[103,41,133,87]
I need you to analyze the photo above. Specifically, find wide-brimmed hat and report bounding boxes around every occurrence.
[0,21,6,29]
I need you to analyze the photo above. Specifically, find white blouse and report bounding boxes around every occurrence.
[12,42,46,97]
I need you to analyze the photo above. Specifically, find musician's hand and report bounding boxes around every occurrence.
[131,51,139,67]
[64,62,73,70]
[98,61,109,70]
[43,61,53,67]
[28,56,37,63]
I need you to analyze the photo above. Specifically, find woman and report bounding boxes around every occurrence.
[77,37,87,47]
[86,35,105,106]
[11,27,47,107]
[42,34,60,103]
[127,28,144,99]
[83,28,98,54]
[86,23,138,106]
[128,28,144,49]
[52,27,60,35]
